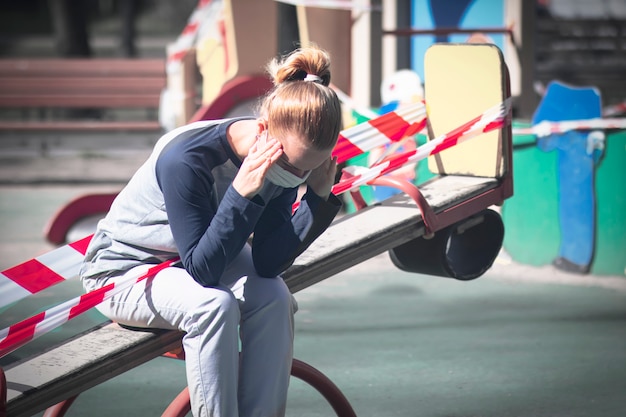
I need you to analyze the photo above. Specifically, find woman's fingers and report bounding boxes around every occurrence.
[249,138,282,168]
[306,155,338,200]
[233,136,283,199]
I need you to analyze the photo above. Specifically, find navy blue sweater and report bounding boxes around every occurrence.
[80,119,341,287]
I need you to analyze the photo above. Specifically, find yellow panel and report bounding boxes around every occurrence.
[424,44,508,178]
[228,0,277,78]
[198,38,227,105]
[296,6,351,94]
[198,0,277,105]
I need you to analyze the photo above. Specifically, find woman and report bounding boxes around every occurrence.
[80,46,343,417]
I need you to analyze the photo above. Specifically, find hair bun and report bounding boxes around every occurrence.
[260,45,342,151]
[267,46,332,87]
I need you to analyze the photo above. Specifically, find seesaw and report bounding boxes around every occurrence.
[0,43,512,417]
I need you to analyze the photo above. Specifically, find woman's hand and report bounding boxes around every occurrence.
[306,155,338,200]
[233,138,283,199]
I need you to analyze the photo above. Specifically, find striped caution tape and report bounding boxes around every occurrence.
[166,0,221,74]
[512,118,626,136]
[603,101,626,117]
[332,98,512,195]
[0,99,509,356]
[0,101,428,311]
[333,100,427,163]
[0,235,91,309]
[0,258,179,358]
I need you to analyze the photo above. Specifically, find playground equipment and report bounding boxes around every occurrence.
[1,42,513,416]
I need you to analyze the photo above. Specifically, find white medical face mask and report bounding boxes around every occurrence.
[258,131,310,188]
[265,162,310,188]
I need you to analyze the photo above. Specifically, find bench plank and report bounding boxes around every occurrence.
[284,176,497,292]
[0,59,165,77]
[0,120,162,132]
[0,93,162,109]
[5,323,183,417]
[0,58,167,132]
[0,77,165,94]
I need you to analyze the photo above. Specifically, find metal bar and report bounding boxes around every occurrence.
[383,27,514,37]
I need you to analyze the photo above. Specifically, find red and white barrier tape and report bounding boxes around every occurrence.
[0,259,178,358]
[512,118,626,136]
[333,101,427,163]
[0,101,427,311]
[0,235,91,309]
[332,98,511,195]
[0,99,509,356]
[166,0,220,74]
[603,101,626,117]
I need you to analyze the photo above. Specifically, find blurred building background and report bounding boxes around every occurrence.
[0,0,624,276]
[0,1,624,117]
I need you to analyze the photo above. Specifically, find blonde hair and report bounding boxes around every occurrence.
[260,46,342,151]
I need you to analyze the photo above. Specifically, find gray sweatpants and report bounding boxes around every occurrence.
[85,245,297,417]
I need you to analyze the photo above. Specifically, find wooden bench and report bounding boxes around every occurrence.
[0,44,513,416]
[0,59,166,132]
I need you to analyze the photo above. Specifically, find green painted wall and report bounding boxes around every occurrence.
[593,130,626,275]
[502,125,625,276]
